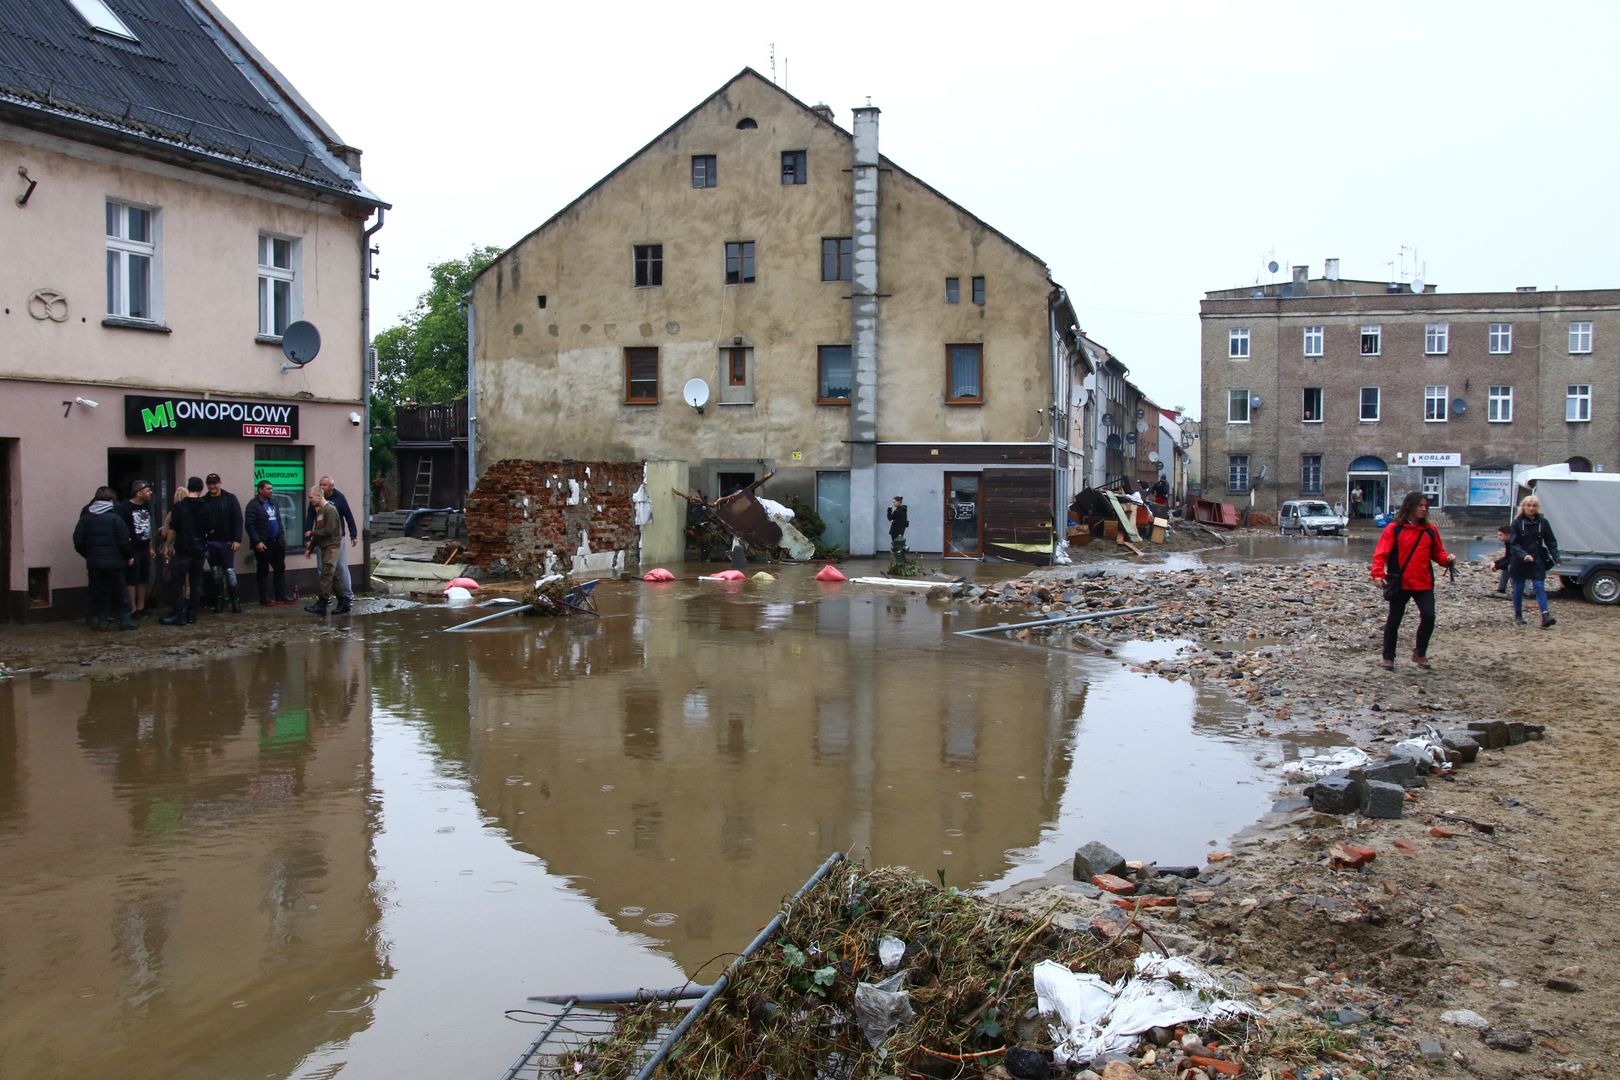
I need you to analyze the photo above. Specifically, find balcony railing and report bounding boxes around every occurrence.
[396,399,467,442]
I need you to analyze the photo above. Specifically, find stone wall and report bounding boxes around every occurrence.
[464,459,641,572]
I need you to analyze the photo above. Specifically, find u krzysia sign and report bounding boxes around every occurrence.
[125,394,299,440]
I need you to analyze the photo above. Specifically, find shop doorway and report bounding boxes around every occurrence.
[108,450,177,514]
[1346,457,1389,520]
[944,472,982,558]
[815,471,850,553]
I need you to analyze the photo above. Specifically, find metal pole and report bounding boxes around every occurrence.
[630,852,845,1080]
[954,604,1158,637]
[444,603,533,632]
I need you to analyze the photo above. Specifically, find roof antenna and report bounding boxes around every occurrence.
[769,42,776,84]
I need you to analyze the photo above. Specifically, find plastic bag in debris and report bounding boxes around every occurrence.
[878,935,906,970]
[1392,733,1452,771]
[1282,746,1370,780]
[1034,954,1257,1066]
[444,586,474,606]
[853,971,915,1048]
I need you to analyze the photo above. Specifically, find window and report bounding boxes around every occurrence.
[946,344,983,404]
[724,241,755,285]
[1303,325,1323,356]
[719,346,753,404]
[1487,385,1513,423]
[106,199,157,321]
[691,155,717,188]
[818,345,852,403]
[256,233,298,338]
[1227,388,1251,424]
[781,150,807,185]
[1424,384,1449,422]
[821,237,852,282]
[971,276,985,305]
[1567,384,1591,422]
[1489,323,1512,353]
[1301,455,1322,493]
[1228,328,1250,358]
[69,0,136,39]
[945,277,959,304]
[1301,387,1323,422]
[1360,325,1381,355]
[624,347,658,404]
[726,347,748,387]
[1569,321,1593,353]
[633,243,662,288]
[1359,386,1381,421]
[1425,322,1449,355]
[1228,455,1249,493]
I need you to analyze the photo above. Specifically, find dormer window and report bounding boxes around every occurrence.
[67,0,137,40]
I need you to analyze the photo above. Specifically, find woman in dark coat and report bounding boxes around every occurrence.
[1370,491,1457,670]
[1509,493,1560,628]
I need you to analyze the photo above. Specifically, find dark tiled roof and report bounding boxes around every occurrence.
[0,0,360,194]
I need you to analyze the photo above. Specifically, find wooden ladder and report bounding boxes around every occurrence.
[410,457,433,508]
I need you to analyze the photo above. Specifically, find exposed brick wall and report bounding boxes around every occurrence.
[465,460,642,571]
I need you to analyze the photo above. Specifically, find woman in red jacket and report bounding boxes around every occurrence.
[1371,492,1457,670]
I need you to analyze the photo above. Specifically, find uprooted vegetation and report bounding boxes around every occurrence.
[540,862,1282,1079]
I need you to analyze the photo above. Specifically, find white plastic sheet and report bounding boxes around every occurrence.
[1281,746,1370,780]
[1392,734,1451,772]
[1034,955,1257,1066]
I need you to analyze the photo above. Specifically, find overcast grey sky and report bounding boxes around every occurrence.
[223,1,1619,418]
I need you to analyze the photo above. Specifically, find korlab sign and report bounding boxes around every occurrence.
[1407,452,1461,467]
[125,394,299,440]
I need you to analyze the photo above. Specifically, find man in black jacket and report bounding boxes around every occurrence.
[73,486,136,630]
[304,474,357,613]
[244,479,292,605]
[160,477,209,626]
[887,496,909,556]
[202,472,244,613]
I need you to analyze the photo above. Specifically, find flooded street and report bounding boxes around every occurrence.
[3,565,1312,1079]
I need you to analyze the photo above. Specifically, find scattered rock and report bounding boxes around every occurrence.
[1005,1046,1051,1079]
[1440,1009,1490,1030]
[1484,1027,1532,1051]
[1073,841,1128,882]
[1418,1037,1445,1061]
[1360,779,1405,819]
[1545,977,1582,993]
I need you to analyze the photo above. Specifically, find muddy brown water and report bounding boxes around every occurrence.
[1,563,1329,1079]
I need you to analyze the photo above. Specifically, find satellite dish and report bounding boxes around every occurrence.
[1452,397,1468,415]
[1267,260,1280,274]
[1250,394,1264,409]
[1148,451,1162,463]
[1100,414,1113,427]
[1106,433,1122,450]
[1135,418,1149,433]
[682,378,711,409]
[1126,431,1138,444]
[1411,277,1426,293]
[1253,465,1269,487]
[281,321,321,367]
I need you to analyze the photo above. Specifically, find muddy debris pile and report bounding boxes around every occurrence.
[540,862,1355,1080]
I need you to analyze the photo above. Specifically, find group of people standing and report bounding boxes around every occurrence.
[1371,490,1560,671]
[73,473,360,629]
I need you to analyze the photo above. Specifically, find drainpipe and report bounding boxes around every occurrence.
[848,105,881,556]
[465,293,477,495]
[361,207,385,584]
[1048,287,1066,536]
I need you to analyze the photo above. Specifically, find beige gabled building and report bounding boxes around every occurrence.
[471,69,1087,559]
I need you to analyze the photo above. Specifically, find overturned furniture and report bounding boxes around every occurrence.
[675,472,815,561]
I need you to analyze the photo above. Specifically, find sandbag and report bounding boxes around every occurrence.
[642,568,675,582]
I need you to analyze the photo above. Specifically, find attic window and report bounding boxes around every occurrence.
[735,118,758,130]
[67,0,138,40]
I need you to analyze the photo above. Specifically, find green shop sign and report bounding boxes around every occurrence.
[124,394,299,440]
[254,460,305,494]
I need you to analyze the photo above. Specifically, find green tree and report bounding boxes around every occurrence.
[373,245,502,406]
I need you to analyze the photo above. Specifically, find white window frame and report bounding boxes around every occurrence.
[1227,454,1249,493]
[1301,386,1323,423]
[1487,385,1513,423]
[106,199,161,322]
[1421,468,1444,507]
[1569,321,1593,354]
[1360,324,1381,356]
[1424,322,1449,355]
[1567,384,1592,422]
[69,0,137,39]
[1228,327,1250,359]
[257,233,300,339]
[1301,454,1323,493]
[1227,388,1251,424]
[1302,325,1323,357]
[1424,384,1449,422]
[1359,386,1381,422]
[1489,323,1512,354]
